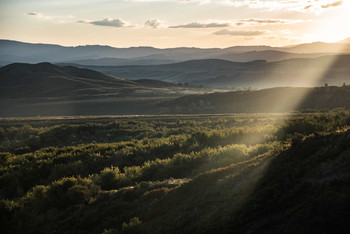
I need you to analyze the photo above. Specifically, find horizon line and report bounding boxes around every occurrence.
[1,37,349,50]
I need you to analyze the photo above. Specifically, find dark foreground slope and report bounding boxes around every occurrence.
[227,129,350,234]
[1,114,349,234]
[138,129,350,234]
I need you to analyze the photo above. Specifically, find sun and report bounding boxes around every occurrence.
[310,1,350,43]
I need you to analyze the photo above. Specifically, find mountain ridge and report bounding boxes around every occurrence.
[1,39,349,66]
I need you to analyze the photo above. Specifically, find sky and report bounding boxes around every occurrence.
[0,0,350,48]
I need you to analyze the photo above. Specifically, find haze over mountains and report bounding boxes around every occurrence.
[0,62,218,116]
[81,55,350,88]
[1,61,350,117]
[159,86,350,114]
[1,39,350,116]
[1,39,350,66]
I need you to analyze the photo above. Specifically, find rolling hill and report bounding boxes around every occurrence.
[1,60,350,117]
[158,85,350,113]
[0,63,214,116]
[81,55,350,88]
[0,62,154,98]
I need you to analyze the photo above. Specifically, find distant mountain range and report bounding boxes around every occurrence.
[79,55,350,88]
[1,39,350,116]
[1,39,349,66]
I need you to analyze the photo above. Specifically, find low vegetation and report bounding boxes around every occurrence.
[1,112,349,233]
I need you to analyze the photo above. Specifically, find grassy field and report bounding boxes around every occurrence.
[1,112,350,233]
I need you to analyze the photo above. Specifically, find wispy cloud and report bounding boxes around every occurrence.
[236,18,305,26]
[27,12,39,16]
[321,1,343,8]
[78,17,131,28]
[145,19,162,28]
[26,12,75,23]
[129,0,345,13]
[27,12,52,20]
[223,0,345,12]
[214,29,266,36]
[239,18,286,24]
[170,22,230,28]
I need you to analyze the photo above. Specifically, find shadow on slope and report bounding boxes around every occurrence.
[122,128,350,234]
[227,129,350,234]
[0,62,137,98]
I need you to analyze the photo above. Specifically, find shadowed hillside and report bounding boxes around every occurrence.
[0,63,219,116]
[1,61,350,116]
[158,86,350,113]
[82,55,350,88]
[0,62,141,98]
[226,129,350,234]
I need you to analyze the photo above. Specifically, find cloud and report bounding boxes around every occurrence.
[128,0,345,12]
[236,18,304,26]
[91,17,126,27]
[239,18,286,25]
[26,12,52,19]
[78,17,129,28]
[321,1,343,8]
[170,22,230,28]
[27,12,39,16]
[127,0,346,14]
[145,19,162,28]
[214,29,266,36]
[212,0,345,13]
[27,12,75,23]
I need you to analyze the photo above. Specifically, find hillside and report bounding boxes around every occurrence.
[83,55,350,88]
[1,62,350,116]
[0,63,219,116]
[214,50,329,63]
[81,59,266,84]
[0,62,156,98]
[64,57,177,66]
[158,86,350,113]
[1,113,349,234]
[137,124,350,234]
[227,128,350,234]
[66,50,330,66]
